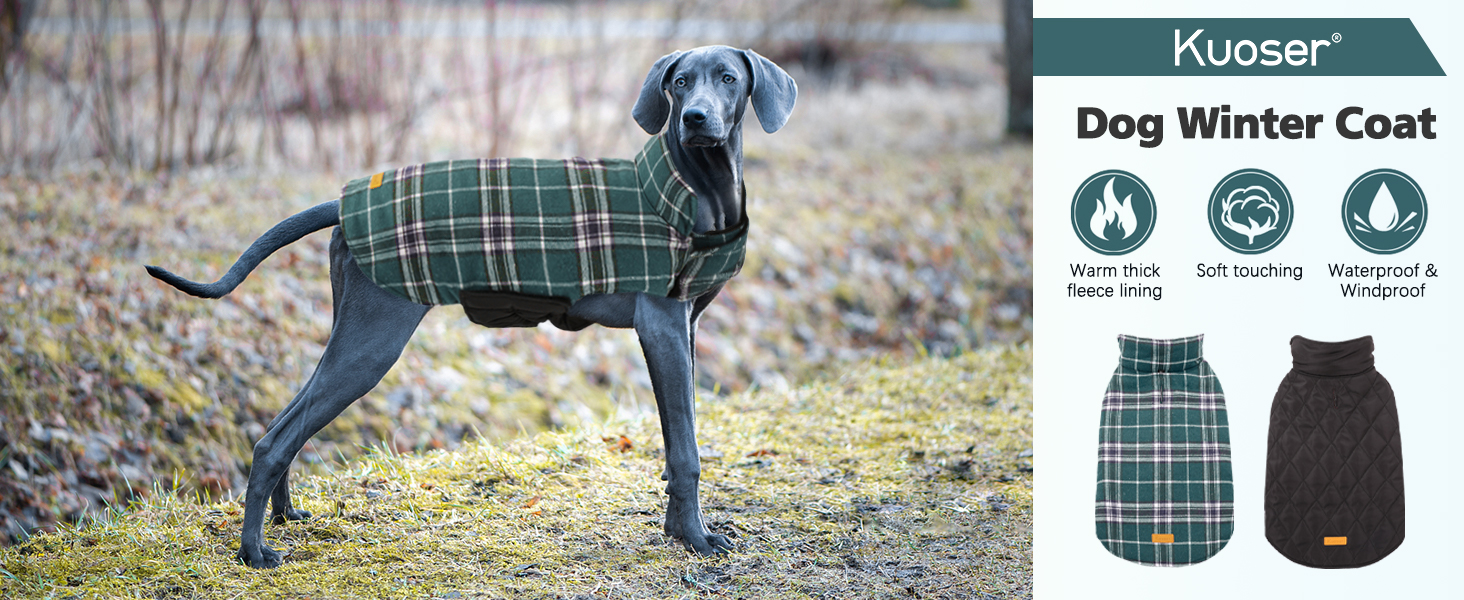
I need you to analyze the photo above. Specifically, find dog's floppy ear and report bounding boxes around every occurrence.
[633,50,684,134]
[740,49,797,134]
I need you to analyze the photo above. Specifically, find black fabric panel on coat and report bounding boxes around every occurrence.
[459,289,594,331]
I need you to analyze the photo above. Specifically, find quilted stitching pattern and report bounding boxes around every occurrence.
[1264,336,1405,568]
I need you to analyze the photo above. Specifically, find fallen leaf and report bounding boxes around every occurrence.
[605,435,633,452]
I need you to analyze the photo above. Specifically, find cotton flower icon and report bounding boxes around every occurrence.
[1220,185,1281,245]
[1207,169,1292,254]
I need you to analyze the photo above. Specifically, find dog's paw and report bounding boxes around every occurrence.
[237,544,285,569]
[663,493,734,555]
[684,532,735,556]
[271,508,312,525]
[667,518,735,555]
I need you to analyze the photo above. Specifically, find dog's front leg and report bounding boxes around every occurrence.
[633,293,733,555]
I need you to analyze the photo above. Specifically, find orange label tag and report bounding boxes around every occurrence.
[1151,534,1174,543]
[369,172,384,189]
[1324,537,1347,546]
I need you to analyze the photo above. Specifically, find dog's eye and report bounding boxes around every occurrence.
[674,76,687,87]
[722,74,736,84]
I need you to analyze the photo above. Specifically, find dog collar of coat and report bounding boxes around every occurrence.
[1117,334,1205,373]
[1266,335,1403,569]
[1290,335,1374,376]
[336,135,747,313]
[1096,334,1234,566]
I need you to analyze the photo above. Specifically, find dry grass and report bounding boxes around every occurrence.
[1,347,1032,599]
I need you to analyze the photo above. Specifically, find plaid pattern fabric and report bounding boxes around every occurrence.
[338,135,747,306]
[1095,334,1234,566]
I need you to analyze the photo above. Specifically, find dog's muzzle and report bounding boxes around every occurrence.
[679,108,727,146]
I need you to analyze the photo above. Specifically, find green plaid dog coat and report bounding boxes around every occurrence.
[1095,335,1234,566]
[337,135,746,329]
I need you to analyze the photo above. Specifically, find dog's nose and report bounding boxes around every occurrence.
[682,109,707,127]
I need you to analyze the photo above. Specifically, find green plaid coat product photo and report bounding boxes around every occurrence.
[337,134,747,329]
[1095,334,1234,566]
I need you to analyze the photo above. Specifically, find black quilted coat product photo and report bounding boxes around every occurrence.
[1264,335,1404,568]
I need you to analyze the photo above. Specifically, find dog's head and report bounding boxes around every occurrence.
[633,46,797,146]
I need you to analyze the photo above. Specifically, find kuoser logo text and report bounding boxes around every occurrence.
[1175,29,1334,67]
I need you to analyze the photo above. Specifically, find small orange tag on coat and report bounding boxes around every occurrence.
[369,172,384,189]
[1324,537,1347,546]
[1151,534,1174,543]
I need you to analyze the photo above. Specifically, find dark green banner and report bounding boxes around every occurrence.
[1035,18,1443,76]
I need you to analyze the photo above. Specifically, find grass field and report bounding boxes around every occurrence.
[1,348,1031,599]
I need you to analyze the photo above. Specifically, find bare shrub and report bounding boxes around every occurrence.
[0,1,473,173]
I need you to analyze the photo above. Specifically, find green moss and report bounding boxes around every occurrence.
[0,347,1031,598]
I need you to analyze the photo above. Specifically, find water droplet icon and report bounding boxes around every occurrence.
[1368,182,1399,232]
[1342,169,1426,255]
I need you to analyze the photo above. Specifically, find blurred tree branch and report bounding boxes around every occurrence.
[0,0,38,98]
[1004,0,1031,136]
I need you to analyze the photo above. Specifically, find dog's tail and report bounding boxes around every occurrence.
[146,200,341,299]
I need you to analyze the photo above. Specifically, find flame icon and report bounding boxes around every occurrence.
[1352,182,1417,234]
[1088,178,1137,240]
[1220,185,1280,245]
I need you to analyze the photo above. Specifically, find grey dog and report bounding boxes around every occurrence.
[146,45,796,569]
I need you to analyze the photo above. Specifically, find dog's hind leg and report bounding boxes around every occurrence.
[265,229,352,526]
[237,231,430,569]
[264,393,317,525]
[267,459,312,523]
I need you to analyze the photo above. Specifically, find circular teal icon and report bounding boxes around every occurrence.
[1071,170,1156,255]
[1207,168,1293,254]
[1342,169,1426,255]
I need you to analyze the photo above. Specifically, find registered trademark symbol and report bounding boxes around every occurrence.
[1332,33,1342,43]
